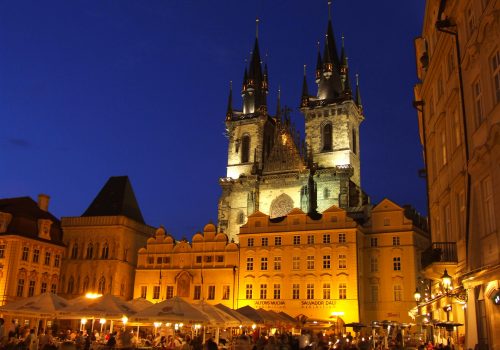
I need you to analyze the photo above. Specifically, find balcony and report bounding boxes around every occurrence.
[421,242,458,271]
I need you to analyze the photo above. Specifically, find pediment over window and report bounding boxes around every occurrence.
[0,212,13,233]
[38,219,52,240]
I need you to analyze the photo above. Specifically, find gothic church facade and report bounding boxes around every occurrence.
[218,6,366,242]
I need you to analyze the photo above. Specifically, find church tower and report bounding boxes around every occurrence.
[300,1,365,211]
[224,19,273,181]
[219,6,367,242]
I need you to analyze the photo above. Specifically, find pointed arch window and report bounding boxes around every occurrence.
[86,243,94,259]
[71,243,78,259]
[101,243,109,259]
[237,211,245,225]
[322,123,332,152]
[352,128,357,154]
[83,276,90,293]
[67,276,74,294]
[323,188,330,199]
[241,135,250,163]
[98,277,106,294]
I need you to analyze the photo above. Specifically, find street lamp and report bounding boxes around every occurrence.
[414,288,421,305]
[441,269,452,293]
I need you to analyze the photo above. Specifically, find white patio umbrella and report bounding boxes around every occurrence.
[58,294,137,319]
[0,292,69,317]
[132,296,211,325]
[214,304,254,326]
[194,302,241,327]
[127,298,153,311]
[0,293,70,334]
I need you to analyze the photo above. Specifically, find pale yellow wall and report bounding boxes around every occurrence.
[361,199,430,325]
[238,207,360,322]
[0,236,64,305]
[134,224,239,307]
[235,201,427,324]
[60,215,154,300]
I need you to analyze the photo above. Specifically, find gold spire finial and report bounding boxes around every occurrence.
[230,80,233,90]
[256,17,259,39]
[341,34,345,47]
[317,40,321,51]
[355,73,359,85]
[328,1,332,21]
[278,85,281,97]
[303,64,307,76]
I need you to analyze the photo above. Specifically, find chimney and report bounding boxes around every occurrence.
[38,194,50,211]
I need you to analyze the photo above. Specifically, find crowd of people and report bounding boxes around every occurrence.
[0,318,458,350]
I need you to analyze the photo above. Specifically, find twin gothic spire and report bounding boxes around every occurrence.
[226,2,363,121]
[305,1,360,107]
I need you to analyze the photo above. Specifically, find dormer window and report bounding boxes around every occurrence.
[38,219,52,240]
[0,212,13,233]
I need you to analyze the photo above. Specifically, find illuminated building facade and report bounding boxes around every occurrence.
[60,176,155,300]
[218,3,366,243]
[0,195,64,305]
[132,200,428,326]
[237,200,428,325]
[134,223,239,307]
[361,199,429,323]
[414,0,499,349]
[237,206,361,324]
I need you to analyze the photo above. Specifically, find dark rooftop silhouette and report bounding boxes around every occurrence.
[82,176,145,224]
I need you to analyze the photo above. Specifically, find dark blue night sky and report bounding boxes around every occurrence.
[0,1,427,238]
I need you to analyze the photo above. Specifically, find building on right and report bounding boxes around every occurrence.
[413,1,499,349]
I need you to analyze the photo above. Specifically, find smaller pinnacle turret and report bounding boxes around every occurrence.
[301,65,310,108]
[355,73,362,108]
[263,63,269,93]
[241,66,248,96]
[340,35,351,96]
[315,41,322,84]
[276,86,282,120]
[343,58,352,96]
[340,35,347,71]
[226,81,233,121]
